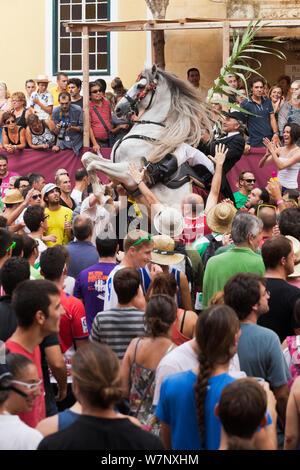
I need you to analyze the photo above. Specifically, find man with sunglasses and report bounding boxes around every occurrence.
[233,171,256,209]
[89,80,112,152]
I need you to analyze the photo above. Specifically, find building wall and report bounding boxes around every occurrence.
[0,0,45,93]
[164,0,226,91]
[2,0,300,95]
[117,0,148,90]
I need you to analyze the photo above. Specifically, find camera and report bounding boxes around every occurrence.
[58,121,67,140]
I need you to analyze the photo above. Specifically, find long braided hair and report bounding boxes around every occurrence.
[193,305,240,449]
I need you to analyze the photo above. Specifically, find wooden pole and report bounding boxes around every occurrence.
[222,20,230,67]
[222,20,230,109]
[82,26,90,147]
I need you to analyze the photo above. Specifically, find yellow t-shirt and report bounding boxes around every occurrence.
[49,85,70,107]
[45,206,73,246]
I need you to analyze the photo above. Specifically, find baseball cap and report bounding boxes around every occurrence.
[42,183,60,199]
[223,110,247,124]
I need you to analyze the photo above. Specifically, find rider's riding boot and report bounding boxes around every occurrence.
[142,154,178,187]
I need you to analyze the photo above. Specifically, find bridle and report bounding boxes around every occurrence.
[112,74,166,162]
[122,76,158,116]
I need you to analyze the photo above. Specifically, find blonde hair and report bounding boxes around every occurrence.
[0,81,10,99]
[11,91,26,108]
[123,229,152,252]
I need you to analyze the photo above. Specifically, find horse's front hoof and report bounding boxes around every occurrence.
[81,151,96,168]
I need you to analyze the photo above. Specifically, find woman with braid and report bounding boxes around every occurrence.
[155,305,241,450]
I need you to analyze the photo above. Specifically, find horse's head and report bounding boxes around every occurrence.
[115,65,159,118]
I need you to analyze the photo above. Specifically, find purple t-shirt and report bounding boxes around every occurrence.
[1,172,19,198]
[73,262,116,333]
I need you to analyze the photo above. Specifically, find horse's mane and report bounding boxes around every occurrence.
[144,68,213,163]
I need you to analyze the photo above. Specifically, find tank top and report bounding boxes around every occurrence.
[277,148,300,189]
[15,109,27,129]
[31,121,56,147]
[58,409,80,431]
[171,309,190,346]
[4,126,22,145]
[138,265,182,307]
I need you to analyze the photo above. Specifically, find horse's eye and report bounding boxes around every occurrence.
[137,78,147,88]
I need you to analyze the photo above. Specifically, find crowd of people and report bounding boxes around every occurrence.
[0,66,300,453]
[0,74,130,156]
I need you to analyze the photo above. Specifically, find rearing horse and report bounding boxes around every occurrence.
[82,65,212,208]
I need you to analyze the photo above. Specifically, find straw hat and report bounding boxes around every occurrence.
[153,207,184,238]
[2,189,24,204]
[151,234,184,266]
[206,201,237,234]
[35,75,49,83]
[286,235,300,278]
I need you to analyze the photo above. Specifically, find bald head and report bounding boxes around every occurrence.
[258,206,276,231]
[182,193,204,217]
[72,214,94,241]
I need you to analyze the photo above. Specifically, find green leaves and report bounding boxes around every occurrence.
[207,18,286,112]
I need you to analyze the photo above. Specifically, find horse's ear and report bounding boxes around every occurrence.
[151,64,158,77]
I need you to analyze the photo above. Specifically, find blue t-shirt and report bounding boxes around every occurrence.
[238,323,291,388]
[156,370,235,450]
[66,241,99,279]
[241,96,274,147]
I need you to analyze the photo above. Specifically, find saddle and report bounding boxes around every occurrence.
[164,162,212,190]
[130,156,212,198]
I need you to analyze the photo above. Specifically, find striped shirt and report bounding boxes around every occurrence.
[90,307,145,360]
[89,99,112,141]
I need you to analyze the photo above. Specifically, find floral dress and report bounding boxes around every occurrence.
[129,338,174,435]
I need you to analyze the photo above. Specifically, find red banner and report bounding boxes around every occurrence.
[3,146,299,192]
[1,147,112,185]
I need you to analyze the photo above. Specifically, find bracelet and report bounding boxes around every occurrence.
[136,178,143,185]
[276,199,284,205]
[273,131,279,136]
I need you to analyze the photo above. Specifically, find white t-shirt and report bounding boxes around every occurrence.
[80,195,113,244]
[0,412,43,450]
[153,339,245,406]
[103,264,125,311]
[70,188,82,206]
[30,91,53,120]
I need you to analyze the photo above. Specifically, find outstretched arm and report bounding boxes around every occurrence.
[205,144,228,214]
[128,162,163,212]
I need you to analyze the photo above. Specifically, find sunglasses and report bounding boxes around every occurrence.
[43,214,49,220]
[5,120,16,124]
[6,241,16,252]
[32,194,42,200]
[132,234,152,246]
[243,178,256,183]
[59,172,69,176]
[11,379,42,391]
[91,89,102,94]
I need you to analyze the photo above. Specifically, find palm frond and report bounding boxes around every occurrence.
[207,18,286,113]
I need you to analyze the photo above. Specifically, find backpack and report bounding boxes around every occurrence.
[174,241,194,292]
[201,233,223,270]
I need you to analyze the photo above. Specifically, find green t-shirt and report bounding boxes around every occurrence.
[233,191,248,209]
[202,247,265,308]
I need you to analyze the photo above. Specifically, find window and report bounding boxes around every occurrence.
[53,0,110,75]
